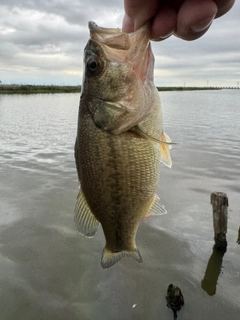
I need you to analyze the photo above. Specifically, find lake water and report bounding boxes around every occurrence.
[0,90,239,320]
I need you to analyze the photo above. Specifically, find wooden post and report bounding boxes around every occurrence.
[210,192,228,250]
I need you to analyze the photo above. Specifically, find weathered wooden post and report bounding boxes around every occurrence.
[210,192,228,250]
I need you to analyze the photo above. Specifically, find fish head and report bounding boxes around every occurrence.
[81,21,155,134]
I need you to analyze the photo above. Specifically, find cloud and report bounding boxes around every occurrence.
[0,0,239,86]
[151,8,240,86]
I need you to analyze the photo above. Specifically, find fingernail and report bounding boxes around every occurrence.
[191,17,214,33]
[152,31,174,41]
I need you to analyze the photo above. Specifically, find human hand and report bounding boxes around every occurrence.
[122,0,235,41]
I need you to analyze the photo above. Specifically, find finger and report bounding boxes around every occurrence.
[151,6,177,41]
[175,0,218,41]
[214,0,235,18]
[122,0,161,31]
[122,14,135,33]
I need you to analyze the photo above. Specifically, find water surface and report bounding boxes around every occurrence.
[0,91,239,319]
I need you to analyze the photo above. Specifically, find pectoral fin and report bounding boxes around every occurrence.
[131,126,173,168]
[132,126,174,146]
[74,189,99,238]
[160,132,172,168]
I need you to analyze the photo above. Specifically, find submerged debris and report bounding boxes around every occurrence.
[166,284,184,320]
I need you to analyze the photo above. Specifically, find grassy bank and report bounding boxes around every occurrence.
[0,85,81,94]
[0,84,221,94]
[156,86,221,91]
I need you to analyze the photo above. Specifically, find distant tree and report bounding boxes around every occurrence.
[0,80,2,85]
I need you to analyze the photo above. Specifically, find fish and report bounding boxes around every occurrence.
[74,21,172,269]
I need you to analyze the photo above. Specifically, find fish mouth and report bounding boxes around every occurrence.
[88,21,150,50]
[88,21,152,81]
[88,20,149,36]
[88,21,122,36]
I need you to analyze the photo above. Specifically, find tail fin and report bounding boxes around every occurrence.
[101,247,143,269]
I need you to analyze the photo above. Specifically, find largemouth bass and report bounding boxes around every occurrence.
[74,22,172,269]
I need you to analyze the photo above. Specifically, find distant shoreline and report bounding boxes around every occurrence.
[156,86,222,91]
[0,84,237,94]
[0,85,82,94]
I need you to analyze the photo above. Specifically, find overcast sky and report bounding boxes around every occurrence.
[0,0,239,87]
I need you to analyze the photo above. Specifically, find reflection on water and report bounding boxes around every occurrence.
[1,91,240,320]
[201,247,226,296]
[237,227,240,245]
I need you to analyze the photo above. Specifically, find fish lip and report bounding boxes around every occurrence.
[88,21,150,38]
[88,21,122,35]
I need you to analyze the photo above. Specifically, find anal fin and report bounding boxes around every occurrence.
[148,194,167,216]
[74,188,99,238]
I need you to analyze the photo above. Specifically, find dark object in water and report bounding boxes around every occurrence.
[201,247,226,296]
[237,226,240,245]
[211,192,228,250]
[166,284,184,320]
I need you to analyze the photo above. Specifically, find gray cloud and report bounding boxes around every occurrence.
[151,8,240,86]
[0,0,239,86]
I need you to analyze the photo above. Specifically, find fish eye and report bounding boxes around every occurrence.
[89,60,97,70]
[86,55,103,76]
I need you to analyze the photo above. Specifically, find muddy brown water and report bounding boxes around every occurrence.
[0,91,239,319]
